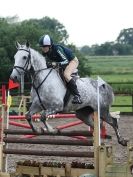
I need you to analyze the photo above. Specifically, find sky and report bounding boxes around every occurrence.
[0,0,133,47]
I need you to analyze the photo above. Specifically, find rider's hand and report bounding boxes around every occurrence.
[52,62,60,68]
[52,62,57,68]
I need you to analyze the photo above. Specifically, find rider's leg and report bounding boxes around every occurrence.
[64,57,82,104]
[67,78,82,104]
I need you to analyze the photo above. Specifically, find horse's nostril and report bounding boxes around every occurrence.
[10,76,18,82]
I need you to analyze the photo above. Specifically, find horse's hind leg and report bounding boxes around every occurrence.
[76,106,94,127]
[76,106,104,132]
[103,112,128,146]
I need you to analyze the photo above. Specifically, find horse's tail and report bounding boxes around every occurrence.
[106,83,115,106]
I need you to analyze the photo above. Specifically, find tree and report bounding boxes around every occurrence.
[117,28,133,46]
[67,44,91,76]
[38,17,69,44]
[113,43,133,55]
[80,45,91,55]
[92,42,114,56]
[19,16,69,48]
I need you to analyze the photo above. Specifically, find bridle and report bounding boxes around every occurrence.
[13,48,32,75]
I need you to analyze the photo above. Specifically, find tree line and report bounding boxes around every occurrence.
[80,28,133,56]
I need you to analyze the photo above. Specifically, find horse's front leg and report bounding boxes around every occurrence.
[40,109,58,132]
[40,100,64,132]
[25,102,42,132]
[25,111,37,132]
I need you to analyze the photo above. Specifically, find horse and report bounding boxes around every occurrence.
[10,41,127,146]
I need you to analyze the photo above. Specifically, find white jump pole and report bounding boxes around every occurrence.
[97,79,101,146]
[97,76,106,146]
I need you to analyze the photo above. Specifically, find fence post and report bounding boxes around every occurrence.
[2,85,6,105]
[0,104,7,172]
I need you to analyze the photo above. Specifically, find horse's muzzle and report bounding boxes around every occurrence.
[10,75,19,83]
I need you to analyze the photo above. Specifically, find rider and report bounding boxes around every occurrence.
[38,34,82,104]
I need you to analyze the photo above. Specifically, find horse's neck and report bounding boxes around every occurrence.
[31,49,47,71]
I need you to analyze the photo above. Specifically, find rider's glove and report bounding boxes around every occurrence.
[52,62,60,68]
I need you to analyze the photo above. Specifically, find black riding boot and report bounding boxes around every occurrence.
[67,79,82,104]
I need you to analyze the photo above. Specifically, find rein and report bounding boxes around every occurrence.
[32,68,53,110]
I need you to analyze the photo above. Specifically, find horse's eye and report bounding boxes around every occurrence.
[23,56,27,60]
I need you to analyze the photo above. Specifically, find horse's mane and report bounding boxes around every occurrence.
[30,48,47,71]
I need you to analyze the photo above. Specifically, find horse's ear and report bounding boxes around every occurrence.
[15,41,21,49]
[26,40,30,48]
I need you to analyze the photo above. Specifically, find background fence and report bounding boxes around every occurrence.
[0,82,133,114]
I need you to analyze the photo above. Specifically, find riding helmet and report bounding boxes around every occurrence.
[39,34,53,47]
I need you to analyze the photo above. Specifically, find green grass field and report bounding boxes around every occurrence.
[92,74,133,82]
[111,95,133,112]
[85,55,133,112]
[86,55,133,82]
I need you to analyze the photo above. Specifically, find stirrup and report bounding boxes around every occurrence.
[72,95,82,104]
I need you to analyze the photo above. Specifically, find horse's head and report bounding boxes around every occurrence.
[10,41,32,82]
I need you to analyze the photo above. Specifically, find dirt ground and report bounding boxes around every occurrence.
[4,115,133,173]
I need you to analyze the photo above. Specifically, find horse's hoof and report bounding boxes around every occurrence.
[31,127,41,134]
[41,127,47,133]
[52,128,58,133]
[119,138,128,146]
[30,127,37,133]
[57,129,61,133]
[49,128,58,133]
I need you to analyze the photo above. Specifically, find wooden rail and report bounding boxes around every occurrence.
[3,149,94,157]
[4,129,93,136]
[3,137,93,146]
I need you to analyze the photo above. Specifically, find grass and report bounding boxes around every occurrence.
[111,95,133,112]
[85,55,133,112]
[86,55,133,82]
[92,74,133,82]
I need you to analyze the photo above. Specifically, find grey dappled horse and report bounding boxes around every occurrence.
[10,42,127,146]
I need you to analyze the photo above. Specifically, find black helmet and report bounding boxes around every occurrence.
[38,34,53,47]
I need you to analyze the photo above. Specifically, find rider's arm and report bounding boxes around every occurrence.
[56,46,75,66]
[57,47,69,66]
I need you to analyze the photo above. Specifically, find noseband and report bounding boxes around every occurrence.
[13,49,31,75]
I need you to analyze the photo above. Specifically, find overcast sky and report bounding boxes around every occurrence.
[0,0,133,46]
